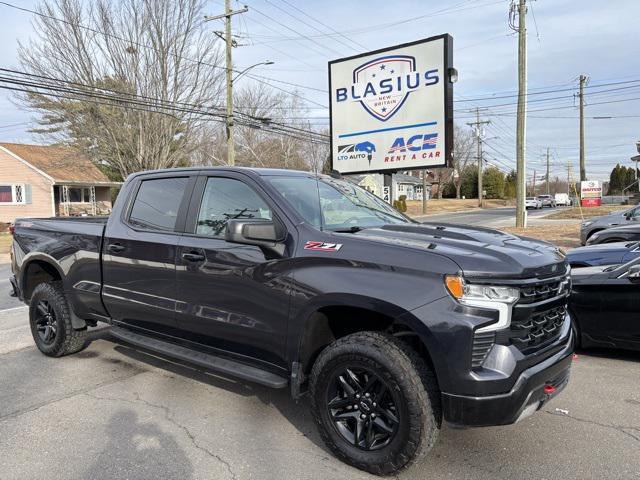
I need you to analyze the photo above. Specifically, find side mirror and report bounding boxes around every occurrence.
[628,264,640,283]
[225,219,285,255]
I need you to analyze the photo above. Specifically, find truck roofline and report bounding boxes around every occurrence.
[125,166,319,182]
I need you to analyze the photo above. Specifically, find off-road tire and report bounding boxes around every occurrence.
[309,331,441,475]
[29,281,88,357]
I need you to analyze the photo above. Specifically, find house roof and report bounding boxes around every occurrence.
[0,142,119,185]
[395,173,430,185]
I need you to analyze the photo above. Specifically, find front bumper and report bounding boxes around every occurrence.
[441,329,573,427]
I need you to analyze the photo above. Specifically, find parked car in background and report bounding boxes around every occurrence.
[567,241,640,268]
[586,223,640,245]
[537,195,556,208]
[580,205,640,245]
[554,193,571,207]
[525,197,542,209]
[569,256,640,351]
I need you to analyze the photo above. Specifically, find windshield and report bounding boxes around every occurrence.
[268,175,411,230]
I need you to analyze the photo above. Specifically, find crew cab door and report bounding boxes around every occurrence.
[174,173,292,368]
[102,173,194,334]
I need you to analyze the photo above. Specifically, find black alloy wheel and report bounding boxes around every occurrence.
[327,366,400,451]
[34,300,58,345]
[310,331,441,475]
[29,281,88,357]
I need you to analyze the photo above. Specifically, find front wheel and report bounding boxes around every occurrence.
[309,332,441,475]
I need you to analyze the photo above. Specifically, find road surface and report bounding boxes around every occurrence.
[415,206,554,227]
[1,304,639,479]
[0,263,22,311]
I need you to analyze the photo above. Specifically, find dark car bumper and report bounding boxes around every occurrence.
[441,330,573,427]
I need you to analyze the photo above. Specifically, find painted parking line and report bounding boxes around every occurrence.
[0,305,28,314]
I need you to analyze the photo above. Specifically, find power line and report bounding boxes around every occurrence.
[0,0,327,109]
[246,3,343,58]
[275,0,368,50]
[0,71,329,144]
[455,78,640,103]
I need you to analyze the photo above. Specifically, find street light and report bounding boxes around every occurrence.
[225,60,274,166]
[233,61,274,82]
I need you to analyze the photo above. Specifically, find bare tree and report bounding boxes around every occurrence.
[451,125,475,198]
[194,83,327,171]
[19,0,224,179]
[303,125,330,173]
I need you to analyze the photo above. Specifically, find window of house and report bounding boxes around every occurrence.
[128,177,188,232]
[398,184,405,192]
[196,177,272,237]
[68,187,91,203]
[0,184,30,204]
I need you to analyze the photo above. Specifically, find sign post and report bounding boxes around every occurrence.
[329,35,454,179]
[383,173,393,205]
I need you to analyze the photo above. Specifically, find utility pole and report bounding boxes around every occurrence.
[467,107,490,207]
[567,161,571,195]
[579,74,588,182]
[511,0,528,227]
[533,169,536,197]
[545,147,550,195]
[205,1,248,166]
[422,169,428,214]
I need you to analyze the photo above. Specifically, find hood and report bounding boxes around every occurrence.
[568,241,631,256]
[352,222,567,280]
[601,223,640,233]
[587,209,630,225]
[570,264,610,282]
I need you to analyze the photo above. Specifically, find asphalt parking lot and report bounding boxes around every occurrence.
[1,305,639,480]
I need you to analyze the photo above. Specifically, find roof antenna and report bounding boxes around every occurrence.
[330,169,342,179]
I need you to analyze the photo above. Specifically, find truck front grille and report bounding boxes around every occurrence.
[518,279,565,304]
[509,305,566,353]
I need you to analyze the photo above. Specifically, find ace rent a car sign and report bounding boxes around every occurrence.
[329,35,453,174]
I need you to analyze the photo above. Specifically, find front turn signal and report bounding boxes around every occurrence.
[445,275,464,300]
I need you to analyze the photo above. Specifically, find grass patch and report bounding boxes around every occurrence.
[406,198,510,216]
[544,205,627,220]
[503,224,581,250]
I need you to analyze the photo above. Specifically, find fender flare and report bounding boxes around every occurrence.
[19,253,86,330]
[289,293,419,368]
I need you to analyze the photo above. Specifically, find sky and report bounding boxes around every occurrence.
[0,0,639,181]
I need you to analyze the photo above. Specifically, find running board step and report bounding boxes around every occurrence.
[110,327,288,389]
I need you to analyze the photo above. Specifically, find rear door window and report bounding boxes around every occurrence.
[129,177,189,232]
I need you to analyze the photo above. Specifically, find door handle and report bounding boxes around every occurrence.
[107,243,125,253]
[182,252,205,262]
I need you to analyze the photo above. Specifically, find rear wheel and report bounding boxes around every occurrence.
[29,281,88,357]
[309,332,440,475]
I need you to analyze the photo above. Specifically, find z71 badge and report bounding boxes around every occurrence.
[304,241,343,252]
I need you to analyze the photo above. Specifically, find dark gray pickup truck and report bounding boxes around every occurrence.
[9,167,574,474]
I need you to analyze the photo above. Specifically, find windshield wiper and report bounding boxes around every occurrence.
[330,226,364,233]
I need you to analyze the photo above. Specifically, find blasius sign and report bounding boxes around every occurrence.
[329,35,454,174]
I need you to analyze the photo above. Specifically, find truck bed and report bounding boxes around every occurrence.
[11,216,108,321]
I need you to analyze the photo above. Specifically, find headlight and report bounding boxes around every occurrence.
[445,276,520,304]
[581,221,593,227]
[446,275,519,333]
